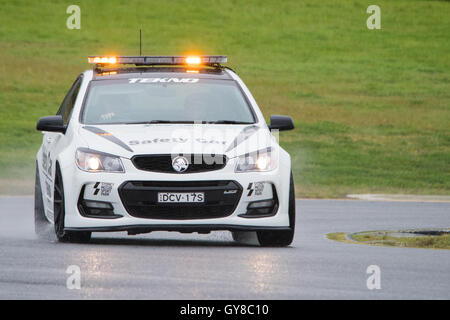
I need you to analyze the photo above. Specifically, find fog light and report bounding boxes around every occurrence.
[248,200,274,209]
[79,199,120,218]
[240,198,278,218]
[77,186,121,219]
[83,200,113,210]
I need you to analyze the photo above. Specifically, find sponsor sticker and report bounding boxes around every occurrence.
[128,78,199,84]
[247,182,265,196]
[93,182,113,196]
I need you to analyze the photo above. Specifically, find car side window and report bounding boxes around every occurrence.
[57,75,83,125]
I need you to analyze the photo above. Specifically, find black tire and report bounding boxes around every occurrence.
[54,164,91,243]
[35,163,52,238]
[256,172,296,247]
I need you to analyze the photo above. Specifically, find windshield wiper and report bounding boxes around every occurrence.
[125,120,196,124]
[125,120,254,125]
[204,120,254,125]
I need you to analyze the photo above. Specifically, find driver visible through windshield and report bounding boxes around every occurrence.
[81,78,256,125]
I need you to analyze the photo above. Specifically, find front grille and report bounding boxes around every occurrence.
[132,154,227,173]
[119,180,242,219]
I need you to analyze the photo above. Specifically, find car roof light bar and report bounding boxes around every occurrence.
[88,55,227,68]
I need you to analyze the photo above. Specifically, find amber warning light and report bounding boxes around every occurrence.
[88,56,117,64]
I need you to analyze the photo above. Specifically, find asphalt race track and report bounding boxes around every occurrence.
[0,197,448,299]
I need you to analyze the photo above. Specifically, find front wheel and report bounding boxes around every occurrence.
[256,172,296,247]
[53,164,91,243]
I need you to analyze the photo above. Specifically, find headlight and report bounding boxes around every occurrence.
[235,148,277,172]
[76,148,125,173]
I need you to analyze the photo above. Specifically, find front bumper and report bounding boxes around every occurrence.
[62,157,291,231]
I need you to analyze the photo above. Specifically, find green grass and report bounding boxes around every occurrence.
[325,232,352,243]
[0,0,449,196]
[327,231,450,250]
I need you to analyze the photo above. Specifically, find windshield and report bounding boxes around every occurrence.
[81,78,256,124]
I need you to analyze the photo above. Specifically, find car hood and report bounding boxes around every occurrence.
[78,123,275,159]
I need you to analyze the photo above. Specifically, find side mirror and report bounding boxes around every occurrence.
[36,115,66,134]
[268,115,294,131]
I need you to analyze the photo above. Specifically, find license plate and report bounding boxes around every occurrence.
[158,192,205,203]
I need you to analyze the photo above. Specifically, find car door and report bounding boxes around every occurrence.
[41,75,83,220]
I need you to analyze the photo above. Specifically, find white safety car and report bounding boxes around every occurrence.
[35,55,295,246]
